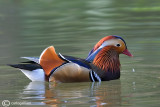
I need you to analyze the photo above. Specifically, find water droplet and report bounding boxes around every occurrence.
[132,68,135,72]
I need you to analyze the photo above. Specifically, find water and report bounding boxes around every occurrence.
[0,0,160,107]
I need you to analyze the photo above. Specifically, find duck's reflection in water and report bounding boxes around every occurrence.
[21,81,121,106]
[21,82,46,105]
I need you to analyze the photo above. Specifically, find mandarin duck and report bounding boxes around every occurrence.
[9,35,133,83]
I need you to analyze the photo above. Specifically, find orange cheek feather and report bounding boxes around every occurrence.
[116,40,126,54]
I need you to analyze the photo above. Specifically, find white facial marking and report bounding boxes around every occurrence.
[99,39,120,49]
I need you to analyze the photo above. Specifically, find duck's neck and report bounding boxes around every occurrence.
[93,46,120,80]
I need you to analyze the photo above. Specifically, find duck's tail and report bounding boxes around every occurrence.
[8,46,67,82]
[8,63,45,81]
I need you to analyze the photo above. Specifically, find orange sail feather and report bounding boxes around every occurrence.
[39,46,66,76]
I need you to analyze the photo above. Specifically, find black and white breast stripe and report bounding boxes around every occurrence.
[89,70,101,82]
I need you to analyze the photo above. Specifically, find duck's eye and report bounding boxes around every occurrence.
[116,44,121,47]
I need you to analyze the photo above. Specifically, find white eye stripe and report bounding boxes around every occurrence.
[100,39,122,48]
[100,40,114,48]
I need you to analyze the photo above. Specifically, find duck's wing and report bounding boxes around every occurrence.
[37,46,92,83]
[61,55,91,69]
[40,51,100,83]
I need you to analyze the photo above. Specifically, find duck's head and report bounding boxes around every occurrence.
[86,35,133,61]
[87,35,133,80]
